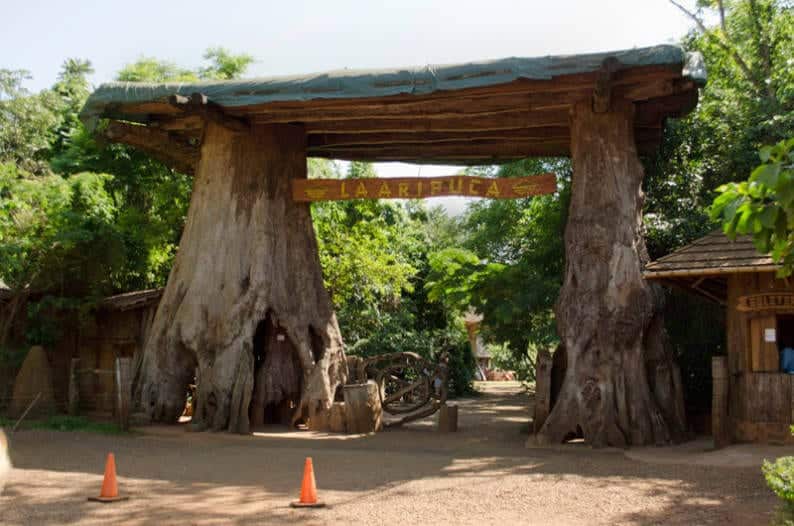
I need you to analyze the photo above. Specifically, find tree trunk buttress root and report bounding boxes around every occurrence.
[535,100,686,448]
[133,123,347,433]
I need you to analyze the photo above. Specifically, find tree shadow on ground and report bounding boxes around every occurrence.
[0,384,780,525]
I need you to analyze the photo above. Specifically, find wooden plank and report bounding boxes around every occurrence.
[786,374,794,424]
[712,357,729,448]
[308,127,570,148]
[114,357,132,431]
[298,109,571,133]
[292,174,556,202]
[308,127,659,150]
[169,93,250,133]
[308,141,569,163]
[249,90,590,124]
[68,358,80,416]
[104,121,199,174]
[749,318,772,372]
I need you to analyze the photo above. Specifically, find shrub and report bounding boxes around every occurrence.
[764,456,794,504]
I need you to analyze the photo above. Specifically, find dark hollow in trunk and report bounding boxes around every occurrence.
[133,122,347,433]
[535,99,686,448]
[250,313,303,427]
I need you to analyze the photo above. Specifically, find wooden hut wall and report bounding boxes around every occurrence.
[726,271,794,443]
[75,305,156,413]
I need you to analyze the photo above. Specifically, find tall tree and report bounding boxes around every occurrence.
[645,0,793,258]
[426,158,570,367]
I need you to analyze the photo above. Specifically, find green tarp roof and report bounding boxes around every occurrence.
[80,44,706,129]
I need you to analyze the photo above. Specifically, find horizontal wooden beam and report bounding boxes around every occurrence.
[168,92,250,133]
[104,121,200,174]
[244,90,589,124]
[300,109,571,134]
[307,127,571,149]
[292,174,557,202]
[308,139,569,163]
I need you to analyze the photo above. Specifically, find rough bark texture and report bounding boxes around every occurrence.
[535,99,686,448]
[343,381,382,434]
[133,122,347,433]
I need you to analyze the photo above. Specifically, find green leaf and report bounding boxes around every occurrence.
[751,163,781,188]
[760,146,773,162]
[759,206,780,229]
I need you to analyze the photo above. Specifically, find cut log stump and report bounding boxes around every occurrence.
[344,381,382,433]
[437,403,458,432]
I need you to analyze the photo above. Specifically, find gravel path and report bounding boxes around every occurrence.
[0,382,780,525]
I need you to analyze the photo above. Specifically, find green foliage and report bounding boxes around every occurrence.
[644,0,794,259]
[641,2,793,409]
[0,165,123,297]
[200,47,255,80]
[0,163,127,344]
[312,181,420,339]
[117,47,254,82]
[51,49,252,290]
[116,59,197,83]
[424,158,569,380]
[0,69,61,174]
[308,160,474,394]
[764,455,794,511]
[710,138,794,274]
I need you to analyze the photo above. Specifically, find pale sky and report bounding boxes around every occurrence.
[2,0,697,214]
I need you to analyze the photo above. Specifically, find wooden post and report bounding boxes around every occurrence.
[533,349,552,434]
[115,357,132,431]
[712,356,730,448]
[343,381,382,433]
[309,401,347,432]
[437,403,458,432]
[328,402,347,433]
[68,358,80,416]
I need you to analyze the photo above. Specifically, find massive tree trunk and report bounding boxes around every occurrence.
[535,99,686,448]
[133,122,347,433]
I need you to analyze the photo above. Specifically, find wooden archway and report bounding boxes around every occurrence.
[85,46,703,443]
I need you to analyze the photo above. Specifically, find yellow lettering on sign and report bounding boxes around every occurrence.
[430,180,443,195]
[468,179,481,196]
[398,183,410,198]
[511,181,537,196]
[416,181,423,196]
[485,181,501,198]
[449,178,463,194]
[378,182,392,198]
[340,181,349,198]
[355,182,369,198]
[305,188,328,200]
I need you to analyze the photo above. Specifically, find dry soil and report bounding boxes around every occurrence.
[0,382,784,525]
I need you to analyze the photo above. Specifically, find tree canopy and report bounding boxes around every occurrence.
[1,2,792,388]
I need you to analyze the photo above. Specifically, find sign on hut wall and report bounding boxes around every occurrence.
[737,293,794,313]
[292,174,557,202]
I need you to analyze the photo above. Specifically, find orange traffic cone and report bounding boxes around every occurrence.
[290,457,325,508]
[88,453,129,503]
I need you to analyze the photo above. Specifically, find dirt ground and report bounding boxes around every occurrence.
[0,382,785,525]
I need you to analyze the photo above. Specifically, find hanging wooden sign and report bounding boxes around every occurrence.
[737,293,794,313]
[292,173,557,202]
